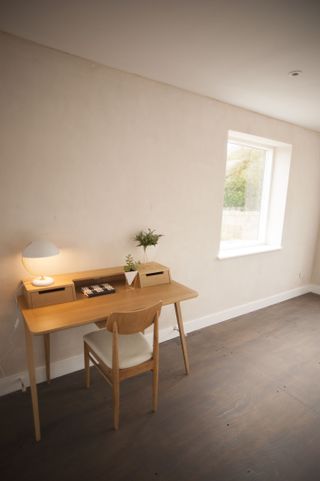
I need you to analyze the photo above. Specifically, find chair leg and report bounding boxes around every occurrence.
[112,376,120,430]
[152,365,159,412]
[84,342,90,388]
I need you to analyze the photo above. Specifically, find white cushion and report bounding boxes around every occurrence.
[84,329,153,369]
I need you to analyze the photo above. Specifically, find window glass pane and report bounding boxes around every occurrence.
[221,142,267,243]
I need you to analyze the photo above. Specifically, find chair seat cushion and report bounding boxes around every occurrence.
[84,329,153,369]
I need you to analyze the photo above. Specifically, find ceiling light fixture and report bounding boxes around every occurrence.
[288,70,302,77]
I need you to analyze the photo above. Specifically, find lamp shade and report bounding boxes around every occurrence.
[22,240,59,259]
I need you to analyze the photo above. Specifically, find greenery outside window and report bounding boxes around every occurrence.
[219,131,292,259]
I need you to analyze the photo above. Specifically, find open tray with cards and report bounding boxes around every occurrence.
[81,283,116,297]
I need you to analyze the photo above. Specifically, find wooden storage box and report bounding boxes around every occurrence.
[23,282,76,308]
[137,262,171,288]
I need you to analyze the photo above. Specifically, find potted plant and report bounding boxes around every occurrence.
[123,254,139,287]
[134,228,163,263]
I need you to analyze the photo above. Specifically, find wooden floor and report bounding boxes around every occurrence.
[2,293,320,481]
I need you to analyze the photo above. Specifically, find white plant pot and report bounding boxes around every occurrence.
[124,270,138,286]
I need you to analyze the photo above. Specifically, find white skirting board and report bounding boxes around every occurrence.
[309,284,320,295]
[0,284,318,397]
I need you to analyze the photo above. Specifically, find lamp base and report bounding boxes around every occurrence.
[32,276,54,287]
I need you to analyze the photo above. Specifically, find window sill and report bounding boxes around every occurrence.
[217,244,282,260]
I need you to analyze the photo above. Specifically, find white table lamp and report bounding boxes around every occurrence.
[22,240,60,286]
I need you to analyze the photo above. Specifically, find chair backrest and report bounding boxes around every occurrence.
[106,302,162,335]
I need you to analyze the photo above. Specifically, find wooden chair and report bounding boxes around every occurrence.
[83,302,162,430]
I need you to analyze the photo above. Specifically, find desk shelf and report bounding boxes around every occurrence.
[22,263,170,308]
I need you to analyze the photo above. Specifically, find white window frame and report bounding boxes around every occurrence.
[257,147,273,244]
[218,131,292,259]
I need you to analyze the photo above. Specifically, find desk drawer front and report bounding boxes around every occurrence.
[30,286,75,308]
[139,269,170,288]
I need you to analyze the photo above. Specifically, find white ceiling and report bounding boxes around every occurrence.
[1,0,320,132]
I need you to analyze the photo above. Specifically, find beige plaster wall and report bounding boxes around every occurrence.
[1,32,320,380]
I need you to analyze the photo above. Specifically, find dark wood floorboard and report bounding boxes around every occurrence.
[2,294,320,481]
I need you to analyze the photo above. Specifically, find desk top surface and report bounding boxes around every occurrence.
[19,281,198,334]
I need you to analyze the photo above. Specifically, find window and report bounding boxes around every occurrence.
[218,131,292,259]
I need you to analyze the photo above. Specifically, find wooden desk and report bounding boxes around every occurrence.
[19,273,198,441]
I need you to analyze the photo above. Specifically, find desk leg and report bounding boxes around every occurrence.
[174,302,190,375]
[24,325,41,441]
[44,334,51,383]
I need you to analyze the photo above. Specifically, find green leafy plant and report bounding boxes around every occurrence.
[224,147,264,210]
[134,228,163,252]
[124,254,139,272]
